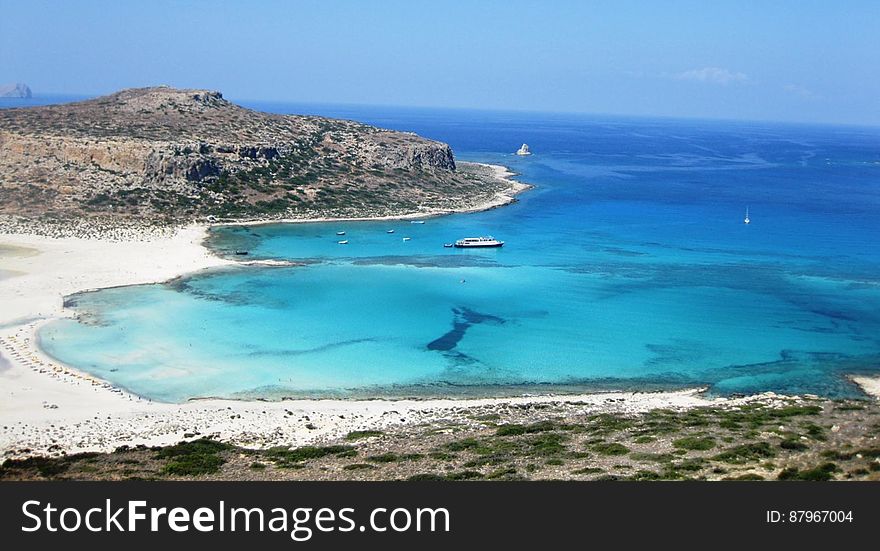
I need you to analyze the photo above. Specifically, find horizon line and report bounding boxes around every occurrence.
[5,89,879,131]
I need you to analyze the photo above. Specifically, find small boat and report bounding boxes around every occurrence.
[410,220,426,224]
[744,207,750,225]
[337,240,349,245]
[402,237,411,241]
[336,231,346,236]
[516,143,532,156]
[454,236,504,248]
[443,243,454,248]
[233,250,249,256]
[387,229,395,234]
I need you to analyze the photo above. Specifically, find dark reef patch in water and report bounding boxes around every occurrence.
[427,307,505,352]
[809,308,858,322]
[644,339,713,368]
[566,260,878,329]
[694,349,880,397]
[242,338,379,357]
[165,266,303,309]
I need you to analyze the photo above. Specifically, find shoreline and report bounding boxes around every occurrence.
[2,160,878,460]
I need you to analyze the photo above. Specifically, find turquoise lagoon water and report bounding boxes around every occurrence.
[37,105,880,402]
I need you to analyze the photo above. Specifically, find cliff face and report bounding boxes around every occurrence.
[0,87,503,224]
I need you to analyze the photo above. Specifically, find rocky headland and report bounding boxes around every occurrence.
[0,86,522,231]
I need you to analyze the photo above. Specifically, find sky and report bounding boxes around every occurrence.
[1,0,878,125]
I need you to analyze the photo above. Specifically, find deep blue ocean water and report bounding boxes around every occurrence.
[28,99,880,402]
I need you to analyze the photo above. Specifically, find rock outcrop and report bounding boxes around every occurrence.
[0,83,32,98]
[0,87,509,223]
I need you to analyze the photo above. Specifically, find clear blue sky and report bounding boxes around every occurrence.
[1,0,878,124]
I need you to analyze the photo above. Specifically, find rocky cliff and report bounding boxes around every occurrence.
[0,87,508,224]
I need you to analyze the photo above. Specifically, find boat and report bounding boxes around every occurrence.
[516,143,531,156]
[336,231,346,235]
[337,240,349,245]
[387,229,395,234]
[233,250,249,256]
[454,236,504,248]
[744,207,750,225]
[410,220,426,224]
[402,237,411,241]
[443,243,454,248]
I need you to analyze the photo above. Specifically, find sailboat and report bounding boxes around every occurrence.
[744,207,750,225]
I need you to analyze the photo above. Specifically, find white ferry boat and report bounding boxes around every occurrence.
[454,236,504,248]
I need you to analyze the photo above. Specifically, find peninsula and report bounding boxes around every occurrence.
[0,87,525,232]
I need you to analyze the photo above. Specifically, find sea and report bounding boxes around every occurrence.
[8,96,879,403]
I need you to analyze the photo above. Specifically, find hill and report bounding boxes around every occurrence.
[0,87,517,226]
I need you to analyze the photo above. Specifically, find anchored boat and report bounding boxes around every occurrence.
[454,236,504,248]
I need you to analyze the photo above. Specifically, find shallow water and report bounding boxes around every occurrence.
[38,106,880,402]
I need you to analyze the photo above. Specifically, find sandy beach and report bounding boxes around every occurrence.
[1,163,877,461]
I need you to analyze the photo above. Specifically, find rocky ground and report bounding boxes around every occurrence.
[3,394,878,481]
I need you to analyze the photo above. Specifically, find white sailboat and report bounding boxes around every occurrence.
[744,207,750,225]
[516,143,531,156]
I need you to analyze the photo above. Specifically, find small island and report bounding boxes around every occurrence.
[0,83,32,98]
